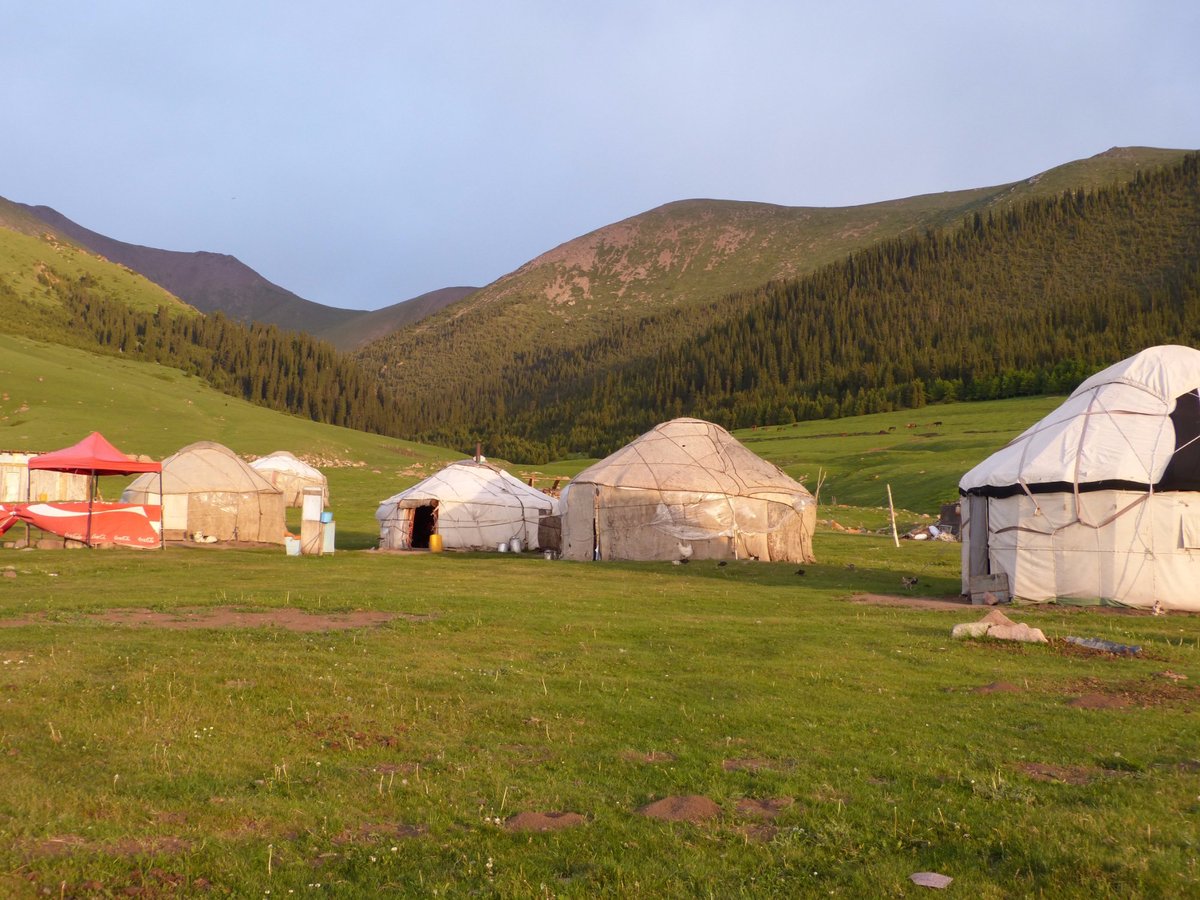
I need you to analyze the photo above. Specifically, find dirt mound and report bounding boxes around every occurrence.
[637,795,720,822]
[504,811,587,832]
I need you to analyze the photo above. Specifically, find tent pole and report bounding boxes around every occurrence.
[86,472,95,548]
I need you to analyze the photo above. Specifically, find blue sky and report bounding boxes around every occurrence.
[2,2,1197,310]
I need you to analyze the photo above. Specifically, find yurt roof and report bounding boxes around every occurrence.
[570,417,812,498]
[376,460,554,518]
[128,441,281,495]
[961,345,1200,496]
[250,451,325,481]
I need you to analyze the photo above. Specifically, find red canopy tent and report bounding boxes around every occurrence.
[25,432,163,548]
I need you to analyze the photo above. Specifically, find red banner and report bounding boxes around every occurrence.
[0,502,161,548]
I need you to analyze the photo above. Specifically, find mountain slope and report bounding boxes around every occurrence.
[0,197,194,326]
[319,286,476,350]
[17,203,361,332]
[374,152,1200,460]
[359,147,1192,405]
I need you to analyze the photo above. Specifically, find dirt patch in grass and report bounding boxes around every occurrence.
[737,823,780,843]
[850,593,971,611]
[504,811,587,832]
[108,836,194,856]
[333,822,426,844]
[723,757,795,773]
[0,614,48,629]
[1015,763,1104,785]
[637,795,721,822]
[734,797,794,819]
[294,713,407,750]
[24,835,87,857]
[85,606,422,632]
[1065,676,1199,709]
[622,750,676,764]
[973,681,1023,693]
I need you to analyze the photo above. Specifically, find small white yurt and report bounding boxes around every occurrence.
[559,417,816,562]
[250,451,328,507]
[123,441,286,544]
[376,460,555,551]
[960,345,1200,611]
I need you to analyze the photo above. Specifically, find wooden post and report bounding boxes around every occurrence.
[887,483,899,548]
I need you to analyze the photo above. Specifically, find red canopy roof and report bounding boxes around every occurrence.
[28,432,161,476]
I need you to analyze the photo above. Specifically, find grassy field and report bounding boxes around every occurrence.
[2,333,1060,547]
[3,338,1199,895]
[1,537,1197,897]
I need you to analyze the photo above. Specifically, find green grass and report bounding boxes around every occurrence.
[733,397,1064,523]
[0,537,1197,897]
[2,339,1198,895]
[0,334,457,547]
[0,220,190,317]
[3,333,1067,545]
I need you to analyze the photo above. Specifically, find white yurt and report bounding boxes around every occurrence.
[249,451,328,507]
[960,345,1200,611]
[559,417,816,562]
[123,441,286,544]
[376,460,555,551]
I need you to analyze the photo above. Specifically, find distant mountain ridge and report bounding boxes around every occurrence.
[358,147,1193,403]
[13,203,474,348]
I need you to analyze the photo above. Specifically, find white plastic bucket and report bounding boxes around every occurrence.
[497,542,508,553]
[510,538,522,554]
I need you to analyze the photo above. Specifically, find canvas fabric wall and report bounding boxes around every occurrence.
[560,484,815,562]
[0,453,89,503]
[123,441,285,544]
[249,452,328,507]
[559,418,816,562]
[376,460,554,551]
[962,490,1200,611]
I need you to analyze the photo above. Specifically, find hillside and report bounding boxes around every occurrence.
[319,285,476,350]
[358,147,1192,406]
[0,197,193,324]
[0,333,456,546]
[14,203,475,347]
[374,152,1200,460]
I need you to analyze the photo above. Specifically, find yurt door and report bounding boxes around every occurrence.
[966,495,990,580]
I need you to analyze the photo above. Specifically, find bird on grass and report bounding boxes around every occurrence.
[717,561,728,567]
[902,576,919,589]
[794,568,805,576]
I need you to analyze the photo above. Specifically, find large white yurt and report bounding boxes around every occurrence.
[249,451,328,507]
[559,417,816,562]
[123,441,286,544]
[960,345,1200,611]
[376,460,556,551]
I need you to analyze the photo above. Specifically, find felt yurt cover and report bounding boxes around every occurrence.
[960,345,1200,610]
[249,451,328,507]
[123,441,286,544]
[559,417,816,562]
[376,460,555,551]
